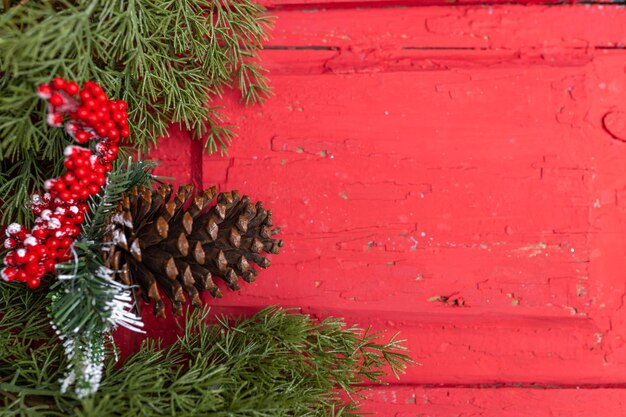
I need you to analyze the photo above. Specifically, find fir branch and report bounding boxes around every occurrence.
[48,242,143,398]
[1,284,413,416]
[0,0,272,224]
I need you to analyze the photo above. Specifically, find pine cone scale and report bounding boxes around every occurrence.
[137,216,169,247]
[141,246,178,281]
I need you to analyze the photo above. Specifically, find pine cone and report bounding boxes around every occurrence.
[103,184,283,318]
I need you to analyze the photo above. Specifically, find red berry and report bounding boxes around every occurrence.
[64,159,75,170]
[112,111,125,123]
[63,173,77,183]
[25,251,39,263]
[117,100,128,111]
[77,108,90,120]
[52,180,66,193]
[96,125,108,137]
[47,113,63,126]
[79,90,92,102]
[73,157,87,168]
[74,167,87,178]
[85,99,97,109]
[66,122,79,134]
[60,237,73,249]
[51,77,66,90]
[87,184,100,195]
[89,83,104,96]
[37,84,52,98]
[49,93,64,107]
[43,259,56,272]
[24,261,40,276]
[4,238,17,249]
[64,82,79,95]
[59,191,72,202]
[73,212,85,223]
[1,267,17,282]
[121,128,130,138]
[16,270,28,282]
[32,228,48,239]
[33,245,48,258]
[4,252,16,266]
[27,277,41,289]
[78,189,90,200]
[75,131,90,143]
[46,237,60,250]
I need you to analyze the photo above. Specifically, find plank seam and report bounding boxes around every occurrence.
[264,45,626,51]
[361,383,626,389]
[264,1,622,12]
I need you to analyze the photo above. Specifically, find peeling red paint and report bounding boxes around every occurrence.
[119,3,626,415]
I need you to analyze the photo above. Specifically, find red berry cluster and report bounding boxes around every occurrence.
[1,77,129,288]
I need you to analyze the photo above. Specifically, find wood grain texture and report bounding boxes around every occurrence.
[138,3,626,415]
[358,386,626,416]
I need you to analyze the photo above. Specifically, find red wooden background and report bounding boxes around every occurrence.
[137,2,626,415]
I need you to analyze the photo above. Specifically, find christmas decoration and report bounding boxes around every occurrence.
[0,78,150,398]
[0,0,422,405]
[0,282,412,416]
[104,184,283,317]
[0,0,272,225]
[2,77,126,289]
[0,78,285,398]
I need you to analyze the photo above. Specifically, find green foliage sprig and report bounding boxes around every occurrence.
[0,0,272,224]
[82,158,157,240]
[1,280,413,416]
[46,158,156,397]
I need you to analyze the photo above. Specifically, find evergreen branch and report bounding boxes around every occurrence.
[1,282,413,416]
[48,242,143,398]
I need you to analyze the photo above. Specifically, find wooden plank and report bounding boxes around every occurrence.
[145,5,626,386]
[357,386,626,416]
[264,5,626,49]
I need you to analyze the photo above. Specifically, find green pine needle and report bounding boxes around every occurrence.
[0,281,414,416]
[82,157,157,241]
